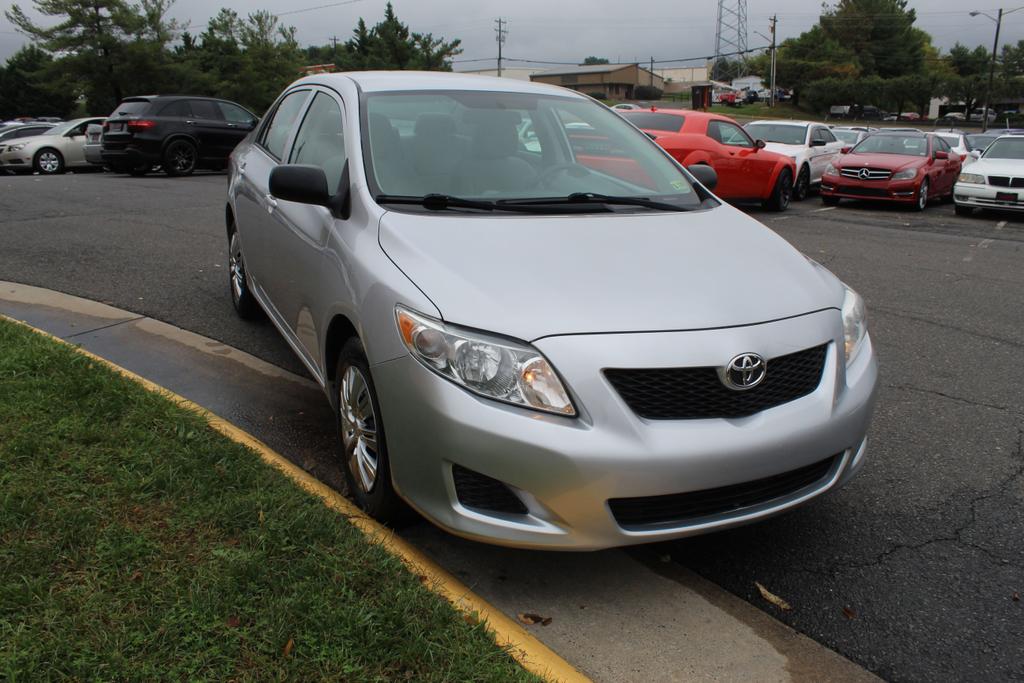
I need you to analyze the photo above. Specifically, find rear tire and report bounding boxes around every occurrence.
[335,338,411,526]
[163,139,197,177]
[33,148,64,175]
[764,168,793,212]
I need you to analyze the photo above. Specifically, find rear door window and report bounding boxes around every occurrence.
[259,90,310,160]
[217,102,256,125]
[159,100,191,117]
[189,100,221,120]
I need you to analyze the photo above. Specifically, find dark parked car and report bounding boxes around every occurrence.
[101,95,258,176]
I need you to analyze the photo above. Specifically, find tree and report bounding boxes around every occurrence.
[819,0,928,78]
[336,3,461,71]
[0,45,75,117]
[583,56,609,65]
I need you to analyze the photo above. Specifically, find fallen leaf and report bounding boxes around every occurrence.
[842,606,857,620]
[516,612,552,626]
[258,510,265,525]
[755,581,792,611]
[1013,592,1020,602]
[415,574,428,584]
[129,570,143,582]
[226,615,241,628]
[462,613,478,626]
[281,638,294,657]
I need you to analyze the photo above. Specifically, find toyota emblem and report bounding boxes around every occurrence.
[720,353,767,391]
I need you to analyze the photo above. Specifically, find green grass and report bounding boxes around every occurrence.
[0,319,539,682]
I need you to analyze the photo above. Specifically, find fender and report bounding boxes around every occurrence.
[160,132,201,155]
[767,159,798,197]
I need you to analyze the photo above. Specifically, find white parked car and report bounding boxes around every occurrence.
[953,135,1024,216]
[611,103,641,111]
[830,126,872,146]
[744,120,845,200]
[934,131,972,165]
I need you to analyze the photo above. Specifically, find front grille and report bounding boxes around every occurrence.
[987,176,1024,188]
[836,185,890,197]
[605,344,827,420]
[452,464,527,515]
[608,454,841,528]
[839,167,892,180]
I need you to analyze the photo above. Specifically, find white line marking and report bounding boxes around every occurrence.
[995,221,1006,230]
[812,206,837,213]
[979,238,994,248]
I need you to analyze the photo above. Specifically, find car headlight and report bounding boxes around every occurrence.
[841,287,868,365]
[7,143,25,152]
[891,168,917,180]
[957,172,985,184]
[396,305,575,416]
[824,163,838,176]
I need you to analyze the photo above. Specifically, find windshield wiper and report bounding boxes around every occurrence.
[499,192,689,212]
[374,193,633,213]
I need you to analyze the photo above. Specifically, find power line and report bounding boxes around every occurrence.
[275,0,367,18]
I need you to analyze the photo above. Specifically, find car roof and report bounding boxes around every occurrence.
[292,70,583,98]
[746,119,815,127]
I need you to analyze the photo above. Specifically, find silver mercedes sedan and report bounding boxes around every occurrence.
[226,71,878,550]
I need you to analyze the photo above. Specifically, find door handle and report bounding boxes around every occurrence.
[265,194,278,213]
[185,120,196,125]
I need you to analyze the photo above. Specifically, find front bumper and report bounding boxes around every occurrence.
[372,309,878,550]
[0,150,32,168]
[820,174,919,202]
[954,182,1024,212]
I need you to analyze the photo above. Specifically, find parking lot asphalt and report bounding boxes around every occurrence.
[2,171,1022,681]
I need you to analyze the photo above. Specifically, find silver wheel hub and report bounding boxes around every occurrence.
[39,152,59,172]
[340,366,379,493]
[229,238,244,301]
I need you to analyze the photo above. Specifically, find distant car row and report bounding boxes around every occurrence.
[0,95,256,177]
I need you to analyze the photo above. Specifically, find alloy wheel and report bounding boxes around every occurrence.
[340,365,379,494]
[170,143,195,173]
[228,236,245,304]
[918,179,929,210]
[38,152,60,173]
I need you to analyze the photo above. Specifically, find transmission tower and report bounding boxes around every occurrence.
[713,0,748,82]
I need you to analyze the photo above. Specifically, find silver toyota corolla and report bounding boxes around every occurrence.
[226,72,878,550]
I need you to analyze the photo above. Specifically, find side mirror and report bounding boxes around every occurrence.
[643,131,658,140]
[840,146,852,154]
[755,139,767,149]
[686,164,718,191]
[810,139,827,147]
[934,150,949,160]
[269,162,351,219]
[971,149,982,159]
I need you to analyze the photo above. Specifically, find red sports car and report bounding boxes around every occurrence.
[619,108,798,211]
[819,131,962,210]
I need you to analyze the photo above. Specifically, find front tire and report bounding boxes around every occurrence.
[914,178,929,212]
[228,231,260,319]
[163,139,197,177]
[793,165,810,201]
[335,339,410,525]
[33,148,64,175]
[764,168,793,212]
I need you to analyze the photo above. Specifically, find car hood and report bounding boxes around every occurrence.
[836,152,925,172]
[966,158,1024,175]
[762,142,805,157]
[2,134,57,149]
[378,204,842,341]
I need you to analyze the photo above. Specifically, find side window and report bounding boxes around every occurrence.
[190,100,220,120]
[217,102,255,125]
[159,100,191,117]
[708,120,753,148]
[289,92,346,191]
[820,128,837,143]
[259,90,309,160]
[934,137,951,154]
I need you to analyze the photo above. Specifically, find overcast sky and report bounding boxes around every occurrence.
[2,0,1023,66]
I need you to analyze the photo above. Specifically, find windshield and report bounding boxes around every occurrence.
[966,134,998,151]
[362,90,703,209]
[982,137,1024,159]
[851,134,928,157]
[744,123,807,145]
[110,100,150,117]
[832,130,861,144]
[46,120,84,136]
[620,112,686,132]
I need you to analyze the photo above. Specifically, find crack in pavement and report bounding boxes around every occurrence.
[796,428,1024,578]
[872,305,1024,349]
[884,383,1022,415]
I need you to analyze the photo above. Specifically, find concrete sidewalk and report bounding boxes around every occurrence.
[0,281,881,683]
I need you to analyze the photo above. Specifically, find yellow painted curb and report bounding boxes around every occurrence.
[2,314,591,683]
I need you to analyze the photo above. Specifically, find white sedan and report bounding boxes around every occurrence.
[953,135,1024,216]
[935,131,972,165]
[0,117,106,174]
[744,120,845,200]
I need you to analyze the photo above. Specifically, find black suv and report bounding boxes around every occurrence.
[101,95,257,176]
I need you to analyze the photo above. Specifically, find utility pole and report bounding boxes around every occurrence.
[769,15,777,108]
[330,35,339,59]
[494,18,508,78]
[983,8,1003,133]
[650,56,655,86]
